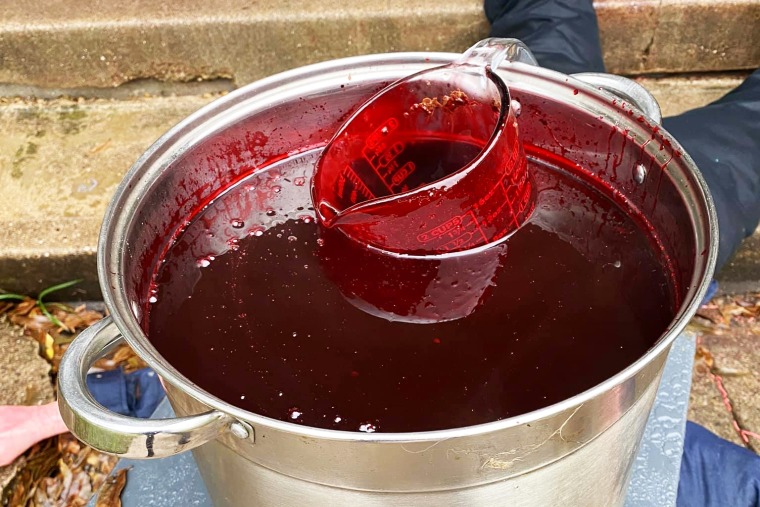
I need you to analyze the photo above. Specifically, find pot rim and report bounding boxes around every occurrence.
[99,51,718,443]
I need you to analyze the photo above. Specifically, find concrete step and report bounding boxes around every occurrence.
[0,94,215,296]
[0,74,753,297]
[0,0,757,94]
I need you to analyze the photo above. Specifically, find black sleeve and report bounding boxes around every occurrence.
[485,0,605,74]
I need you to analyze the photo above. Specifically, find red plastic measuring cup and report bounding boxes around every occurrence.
[312,38,537,255]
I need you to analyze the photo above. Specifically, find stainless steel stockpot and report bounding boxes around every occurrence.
[58,43,717,506]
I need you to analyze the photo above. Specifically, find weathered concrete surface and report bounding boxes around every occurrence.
[689,356,748,447]
[0,319,53,406]
[716,235,760,291]
[0,0,757,92]
[0,95,216,297]
[598,0,760,75]
[0,318,54,489]
[0,319,54,491]
[688,296,760,453]
[636,74,746,117]
[0,74,755,296]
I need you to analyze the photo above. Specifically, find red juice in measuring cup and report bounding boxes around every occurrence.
[312,66,534,255]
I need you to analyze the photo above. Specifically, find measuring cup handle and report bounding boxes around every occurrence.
[58,317,251,459]
[459,38,539,70]
[571,72,663,124]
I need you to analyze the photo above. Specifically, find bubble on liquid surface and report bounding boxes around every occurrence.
[359,422,378,433]
[288,407,303,421]
[231,219,245,229]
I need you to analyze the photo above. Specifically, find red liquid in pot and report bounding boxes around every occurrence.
[145,145,676,433]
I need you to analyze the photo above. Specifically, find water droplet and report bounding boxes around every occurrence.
[240,395,246,400]
[299,215,313,224]
[294,177,306,186]
[292,331,298,337]
[334,416,342,423]
[231,219,245,228]
[266,209,276,217]
[359,422,377,433]
[316,238,325,247]
[288,407,302,420]
[272,186,281,193]
[381,126,389,135]
[238,312,247,318]
[613,260,622,268]
[149,296,158,303]
[288,235,298,242]
[249,228,264,237]
[228,238,240,250]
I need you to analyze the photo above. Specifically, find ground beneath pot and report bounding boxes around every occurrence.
[0,297,144,506]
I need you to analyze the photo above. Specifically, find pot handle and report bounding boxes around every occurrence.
[571,72,663,125]
[58,317,248,459]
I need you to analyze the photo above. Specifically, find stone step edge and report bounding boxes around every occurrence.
[0,0,756,90]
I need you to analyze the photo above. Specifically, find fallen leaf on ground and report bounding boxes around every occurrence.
[95,468,127,507]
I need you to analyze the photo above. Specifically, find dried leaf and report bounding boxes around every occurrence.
[43,333,55,360]
[695,345,715,369]
[95,468,128,507]
[2,438,59,507]
[695,308,723,325]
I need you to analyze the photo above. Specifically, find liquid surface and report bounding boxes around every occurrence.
[146,148,675,433]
